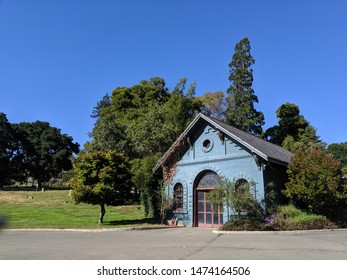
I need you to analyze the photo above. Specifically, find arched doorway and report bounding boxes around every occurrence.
[194,171,223,228]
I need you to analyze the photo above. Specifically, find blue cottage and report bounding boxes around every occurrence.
[154,113,292,228]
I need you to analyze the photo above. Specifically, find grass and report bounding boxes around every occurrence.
[0,189,152,229]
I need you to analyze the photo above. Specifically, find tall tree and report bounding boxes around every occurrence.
[226,37,264,136]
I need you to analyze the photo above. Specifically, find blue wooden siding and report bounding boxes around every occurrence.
[167,123,265,227]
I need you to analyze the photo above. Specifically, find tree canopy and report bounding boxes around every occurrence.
[0,113,20,186]
[70,151,132,223]
[90,93,111,119]
[265,102,322,152]
[0,115,79,188]
[265,102,310,145]
[327,142,347,173]
[88,77,201,158]
[85,77,202,216]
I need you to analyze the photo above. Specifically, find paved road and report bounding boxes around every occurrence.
[0,227,346,260]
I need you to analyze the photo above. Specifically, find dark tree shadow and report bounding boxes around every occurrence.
[0,186,37,191]
[105,217,156,226]
[0,186,71,191]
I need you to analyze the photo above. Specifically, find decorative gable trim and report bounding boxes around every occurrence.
[153,113,292,173]
[198,114,269,162]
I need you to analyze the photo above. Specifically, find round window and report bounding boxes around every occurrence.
[203,139,211,149]
[202,138,213,152]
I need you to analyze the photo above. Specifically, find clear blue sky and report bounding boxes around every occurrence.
[1,0,346,147]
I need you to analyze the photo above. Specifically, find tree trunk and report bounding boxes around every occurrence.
[98,204,106,224]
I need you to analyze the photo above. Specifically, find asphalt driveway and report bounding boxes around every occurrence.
[0,227,346,260]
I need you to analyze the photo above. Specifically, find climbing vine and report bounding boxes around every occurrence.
[160,136,188,184]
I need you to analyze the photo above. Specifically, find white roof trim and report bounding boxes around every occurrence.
[153,113,202,172]
[153,113,274,172]
[199,114,269,161]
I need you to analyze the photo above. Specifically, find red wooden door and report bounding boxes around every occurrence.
[197,190,223,228]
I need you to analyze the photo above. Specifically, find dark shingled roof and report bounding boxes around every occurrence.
[154,113,292,172]
[204,114,293,165]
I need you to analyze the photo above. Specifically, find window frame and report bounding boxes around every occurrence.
[173,183,184,212]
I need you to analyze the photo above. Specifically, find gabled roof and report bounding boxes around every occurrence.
[154,113,292,171]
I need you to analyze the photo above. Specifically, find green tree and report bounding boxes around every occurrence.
[0,113,21,186]
[70,151,133,224]
[88,77,202,216]
[284,148,347,219]
[226,37,264,136]
[161,79,202,145]
[90,93,111,119]
[13,121,79,189]
[90,77,201,157]
[265,102,323,152]
[282,125,323,153]
[127,103,178,157]
[327,142,347,173]
[88,106,130,155]
[265,102,310,145]
[89,77,171,156]
[131,154,161,216]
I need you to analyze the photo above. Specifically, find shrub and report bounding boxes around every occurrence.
[211,177,266,231]
[220,215,266,231]
[277,204,302,218]
[209,178,265,220]
[270,205,336,231]
[221,205,336,231]
[284,148,347,219]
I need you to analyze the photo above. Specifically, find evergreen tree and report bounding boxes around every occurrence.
[90,93,111,119]
[226,37,264,136]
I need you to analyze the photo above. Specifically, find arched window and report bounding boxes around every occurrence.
[196,171,219,189]
[173,183,183,211]
[234,179,255,214]
[235,179,249,194]
[195,171,223,227]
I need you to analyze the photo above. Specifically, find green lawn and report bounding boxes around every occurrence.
[0,189,152,229]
